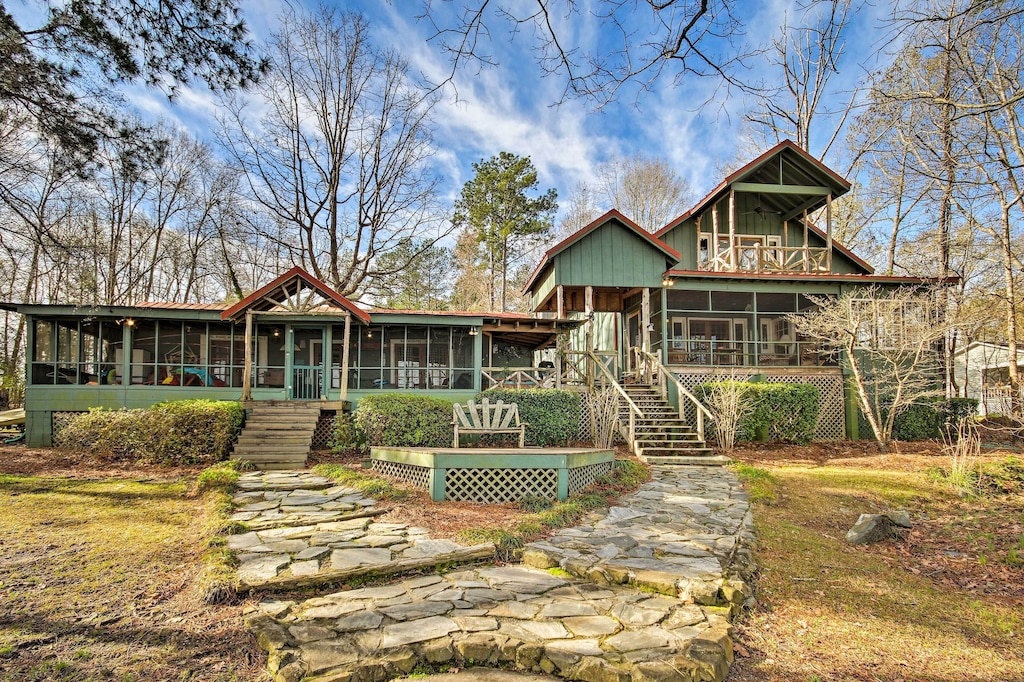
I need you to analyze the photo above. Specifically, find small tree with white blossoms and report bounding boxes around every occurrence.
[790,286,954,452]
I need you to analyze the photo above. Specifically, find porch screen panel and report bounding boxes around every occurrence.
[131,320,157,384]
[207,322,237,387]
[31,320,53,384]
[56,320,80,384]
[254,324,285,388]
[383,326,406,389]
[428,327,451,389]
[157,321,183,384]
[357,326,383,389]
[451,328,474,390]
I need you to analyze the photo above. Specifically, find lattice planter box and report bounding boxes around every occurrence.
[370,446,615,503]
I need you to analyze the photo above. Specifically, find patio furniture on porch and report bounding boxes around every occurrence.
[452,398,527,448]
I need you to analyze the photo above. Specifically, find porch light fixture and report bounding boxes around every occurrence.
[468,327,480,336]
[124,318,135,327]
[646,323,655,332]
[366,329,373,338]
[662,277,673,287]
[273,328,280,338]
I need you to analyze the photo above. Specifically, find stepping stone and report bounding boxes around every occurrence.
[341,584,408,600]
[477,567,568,594]
[499,620,569,641]
[334,611,384,632]
[538,602,597,618]
[226,532,262,551]
[379,601,453,622]
[562,615,621,637]
[402,539,463,558]
[290,560,321,577]
[603,628,672,652]
[380,616,458,648]
[330,548,392,569]
[295,546,330,561]
[238,554,290,583]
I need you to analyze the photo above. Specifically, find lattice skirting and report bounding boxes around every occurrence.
[567,461,614,496]
[371,460,430,490]
[51,411,86,441]
[445,467,558,503]
[670,369,847,441]
[311,411,337,451]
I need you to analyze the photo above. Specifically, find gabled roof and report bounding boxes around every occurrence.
[221,266,370,323]
[953,341,1024,359]
[523,209,681,292]
[654,139,852,238]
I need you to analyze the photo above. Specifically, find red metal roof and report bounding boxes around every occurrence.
[522,209,681,292]
[136,301,229,310]
[220,266,371,323]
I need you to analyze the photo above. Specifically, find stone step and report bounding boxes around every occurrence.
[641,454,732,466]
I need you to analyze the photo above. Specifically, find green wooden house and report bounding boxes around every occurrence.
[522,140,949,441]
[4,140,948,454]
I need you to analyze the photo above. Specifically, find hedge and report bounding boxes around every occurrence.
[353,394,454,448]
[56,400,244,465]
[696,381,820,445]
[476,388,582,446]
[892,397,979,441]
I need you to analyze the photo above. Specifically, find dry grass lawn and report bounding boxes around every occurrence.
[728,442,1024,682]
[0,447,265,681]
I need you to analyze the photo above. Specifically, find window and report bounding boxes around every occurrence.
[348,324,475,390]
[32,319,123,384]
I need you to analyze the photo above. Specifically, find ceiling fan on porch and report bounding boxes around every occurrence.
[743,194,782,220]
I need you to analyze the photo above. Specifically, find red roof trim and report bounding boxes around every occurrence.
[654,139,852,239]
[220,266,371,323]
[523,209,681,292]
[662,269,958,285]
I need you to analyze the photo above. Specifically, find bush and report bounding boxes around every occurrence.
[891,398,979,441]
[329,412,366,453]
[56,400,243,465]
[696,381,820,445]
[892,401,942,441]
[747,383,820,444]
[353,394,453,448]
[475,388,582,446]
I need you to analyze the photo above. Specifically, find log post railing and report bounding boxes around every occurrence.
[632,347,712,442]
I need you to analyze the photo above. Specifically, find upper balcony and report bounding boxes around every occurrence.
[699,239,832,275]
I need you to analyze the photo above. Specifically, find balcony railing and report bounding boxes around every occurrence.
[665,339,836,368]
[700,245,830,274]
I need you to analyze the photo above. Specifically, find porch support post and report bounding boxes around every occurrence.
[584,285,594,351]
[340,314,351,400]
[802,209,810,273]
[783,219,789,248]
[711,207,719,269]
[241,311,253,401]
[825,192,833,272]
[556,284,565,318]
[728,189,737,271]
[661,287,669,365]
[641,287,651,354]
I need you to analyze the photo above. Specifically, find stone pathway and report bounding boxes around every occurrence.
[235,466,755,682]
[230,471,494,591]
[522,467,755,607]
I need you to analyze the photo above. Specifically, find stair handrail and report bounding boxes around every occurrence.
[586,349,643,453]
[634,348,712,442]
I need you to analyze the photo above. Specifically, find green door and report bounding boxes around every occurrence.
[290,327,325,399]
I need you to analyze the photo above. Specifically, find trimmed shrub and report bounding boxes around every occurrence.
[353,394,454,448]
[696,381,820,445]
[892,402,942,441]
[56,400,244,465]
[892,398,978,441]
[747,382,820,445]
[329,412,367,453]
[476,388,582,446]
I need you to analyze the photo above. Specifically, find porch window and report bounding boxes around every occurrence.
[130,320,242,386]
[254,324,286,388]
[31,319,123,384]
[347,325,475,390]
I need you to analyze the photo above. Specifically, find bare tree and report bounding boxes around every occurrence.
[420,0,755,106]
[556,183,601,240]
[596,155,694,232]
[700,371,756,453]
[745,0,860,161]
[790,287,954,451]
[218,5,446,297]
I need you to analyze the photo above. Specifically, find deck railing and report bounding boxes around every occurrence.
[291,366,323,399]
[587,350,643,453]
[665,339,835,368]
[700,244,830,274]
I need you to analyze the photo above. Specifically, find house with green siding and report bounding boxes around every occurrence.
[3,140,949,449]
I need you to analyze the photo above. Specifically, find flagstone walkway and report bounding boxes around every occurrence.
[234,466,755,682]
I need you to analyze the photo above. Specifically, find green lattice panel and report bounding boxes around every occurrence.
[445,467,558,503]
[371,460,430,489]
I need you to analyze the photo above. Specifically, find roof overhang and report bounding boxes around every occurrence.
[221,267,370,323]
[523,209,681,293]
[661,270,959,286]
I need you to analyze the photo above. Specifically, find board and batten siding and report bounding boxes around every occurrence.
[552,219,672,288]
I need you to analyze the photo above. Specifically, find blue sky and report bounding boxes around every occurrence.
[125,0,893,224]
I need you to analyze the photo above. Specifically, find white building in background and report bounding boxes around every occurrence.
[954,341,1024,415]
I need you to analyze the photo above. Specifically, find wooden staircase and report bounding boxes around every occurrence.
[622,385,729,466]
[230,403,321,470]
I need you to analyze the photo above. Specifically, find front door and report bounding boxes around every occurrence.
[290,327,325,399]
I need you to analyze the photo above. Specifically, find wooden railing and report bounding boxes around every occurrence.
[587,350,643,454]
[632,347,712,442]
[700,245,829,274]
